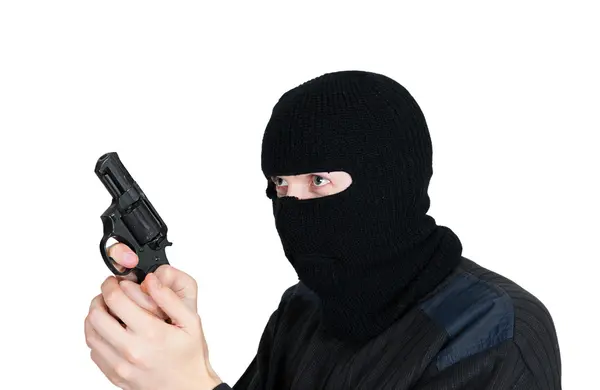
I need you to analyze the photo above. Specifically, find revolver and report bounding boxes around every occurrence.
[95,152,172,282]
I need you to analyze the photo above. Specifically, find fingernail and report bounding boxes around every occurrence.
[123,252,137,266]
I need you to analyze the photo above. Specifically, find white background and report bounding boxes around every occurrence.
[0,1,598,389]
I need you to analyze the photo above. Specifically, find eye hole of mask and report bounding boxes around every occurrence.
[265,171,353,200]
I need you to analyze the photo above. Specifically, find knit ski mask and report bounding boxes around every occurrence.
[261,70,463,343]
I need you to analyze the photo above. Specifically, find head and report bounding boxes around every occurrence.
[259,70,463,342]
[261,70,437,267]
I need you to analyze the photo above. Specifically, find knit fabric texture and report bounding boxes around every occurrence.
[261,70,463,342]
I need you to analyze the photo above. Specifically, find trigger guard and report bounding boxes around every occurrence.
[100,234,134,277]
[106,256,134,277]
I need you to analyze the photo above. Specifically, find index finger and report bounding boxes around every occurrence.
[87,292,133,354]
[106,242,139,282]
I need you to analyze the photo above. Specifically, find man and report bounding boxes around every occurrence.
[85,70,561,389]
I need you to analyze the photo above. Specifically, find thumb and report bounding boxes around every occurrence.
[119,279,168,321]
[144,272,200,332]
[143,265,198,313]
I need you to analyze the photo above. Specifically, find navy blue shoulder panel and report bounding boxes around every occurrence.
[420,270,514,371]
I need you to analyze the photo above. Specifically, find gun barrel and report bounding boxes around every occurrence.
[95,152,135,197]
[95,152,141,209]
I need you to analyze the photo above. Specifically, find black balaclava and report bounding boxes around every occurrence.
[261,70,463,343]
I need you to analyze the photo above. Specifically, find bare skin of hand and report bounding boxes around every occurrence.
[84,243,222,390]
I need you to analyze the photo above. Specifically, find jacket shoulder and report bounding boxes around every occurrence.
[419,257,561,387]
[460,258,561,386]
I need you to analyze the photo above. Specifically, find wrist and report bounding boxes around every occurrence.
[196,369,222,390]
[205,374,223,389]
[181,367,222,390]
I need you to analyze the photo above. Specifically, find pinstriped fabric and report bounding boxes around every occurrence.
[461,259,561,389]
[218,257,561,390]
[420,270,515,371]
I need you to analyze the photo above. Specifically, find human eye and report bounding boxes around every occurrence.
[271,176,288,187]
[312,175,331,187]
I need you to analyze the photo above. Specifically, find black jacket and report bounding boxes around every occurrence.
[216,257,561,389]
